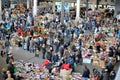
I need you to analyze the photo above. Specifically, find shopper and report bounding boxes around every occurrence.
[82,65,90,80]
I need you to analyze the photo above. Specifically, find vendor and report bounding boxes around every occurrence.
[7,60,15,79]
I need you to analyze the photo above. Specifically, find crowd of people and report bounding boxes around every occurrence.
[0,3,120,80]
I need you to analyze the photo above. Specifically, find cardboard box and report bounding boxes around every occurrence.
[92,60,99,66]
[60,69,71,77]
[99,60,105,68]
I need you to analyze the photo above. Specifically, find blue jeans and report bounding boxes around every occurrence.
[22,43,24,50]
[29,47,34,53]
[82,77,89,80]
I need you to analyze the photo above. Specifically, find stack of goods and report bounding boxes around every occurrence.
[71,72,82,80]
[14,60,92,80]
[14,61,41,80]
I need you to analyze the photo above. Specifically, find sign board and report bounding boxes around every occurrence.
[83,58,91,64]
[56,2,70,12]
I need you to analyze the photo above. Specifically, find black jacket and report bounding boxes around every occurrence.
[82,68,90,78]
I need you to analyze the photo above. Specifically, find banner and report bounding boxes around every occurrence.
[56,3,69,12]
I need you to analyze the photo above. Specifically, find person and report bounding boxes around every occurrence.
[21,38,25,50]
[6,73,14,80]
[101,69,109,80]
[41,44,46,59]
[118,29,120,39]
[5,39,10,54]
[77,49,82,65]
[29,37,34,53]
[1,68,7,80]
[7,60,15,79]
[45,50,52,62]
[1,46,5,57]
[52,53,59,63]
[63,48,70,58]
[6,53,14,64]
[67,56,75,72]
[110,70,116,80]
[82,65,90,80]
[59,45,64,57]
[92,68,100,80]
[35,48,40,57]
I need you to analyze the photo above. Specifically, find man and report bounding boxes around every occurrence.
[82,65,90,80]
[59,45,64,57]
[41,44,46,59]
[45,50,52,62]
[110,70,116,80]
[5,39,10,55]
[7,60,15,79]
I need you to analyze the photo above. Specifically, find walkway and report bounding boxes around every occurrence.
[0,45,119,79]
[0,45,101,79]
[115,66,120,80]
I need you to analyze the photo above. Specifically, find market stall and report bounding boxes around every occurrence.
[14,60,84,80]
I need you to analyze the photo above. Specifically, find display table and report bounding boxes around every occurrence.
[14,60,84,80]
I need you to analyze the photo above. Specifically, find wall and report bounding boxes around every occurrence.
[115,0,120,16]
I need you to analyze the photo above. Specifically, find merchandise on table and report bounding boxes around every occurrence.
[14,60,85,80]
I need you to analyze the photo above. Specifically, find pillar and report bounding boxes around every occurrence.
[61,0,65,24]
[30,0,33,8]
[0,0,2,11]
[85,0,88,18]
[96,0,99,10]
[27,0,30,9]
[76,0,80,19]
[53,2,56,14]
[33,0,37,17]
[93,3,96,11]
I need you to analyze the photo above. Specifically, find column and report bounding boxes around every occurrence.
[61,0,65,25]
[27,0,30,9]
[85,0,88,18]
[30,0,33,8]
[76,0,80,19]
[53,2,56,14]
[96,0,99,10]
[0,0,2,11]
[33,0,37,17]
[93,2,96,11]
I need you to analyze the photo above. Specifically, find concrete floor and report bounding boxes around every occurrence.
[0,46,119,80]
